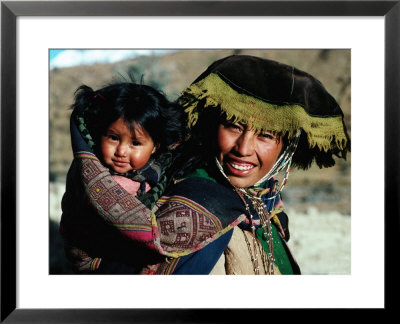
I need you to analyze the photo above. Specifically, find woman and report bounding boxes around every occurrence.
[60,55,350,275]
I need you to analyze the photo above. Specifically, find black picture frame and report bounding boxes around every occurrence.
[1,0,398,322]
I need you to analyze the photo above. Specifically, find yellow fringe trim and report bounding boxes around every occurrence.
[182,73,348,152]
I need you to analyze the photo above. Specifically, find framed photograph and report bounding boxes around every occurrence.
[1,0,398,321]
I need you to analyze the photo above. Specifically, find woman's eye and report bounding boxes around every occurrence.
[225,123,242,132]
[259,132,275,140]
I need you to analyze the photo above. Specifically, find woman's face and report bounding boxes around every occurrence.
[216,121,283,188]
[100,117,156,174]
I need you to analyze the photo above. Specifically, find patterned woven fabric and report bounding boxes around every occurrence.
[60,154,249,268]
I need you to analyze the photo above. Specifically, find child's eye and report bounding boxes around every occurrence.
[108,135,119,141]
[132,141,141,146]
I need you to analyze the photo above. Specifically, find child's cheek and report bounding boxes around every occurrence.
[101,142,114,162]
[129,150,152,170]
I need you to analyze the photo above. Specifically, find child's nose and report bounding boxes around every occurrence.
[116,144,128,157]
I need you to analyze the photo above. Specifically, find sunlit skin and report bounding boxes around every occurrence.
[100,117,156,174]
[216,121,283,188]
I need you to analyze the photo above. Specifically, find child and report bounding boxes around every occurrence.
[72,82,186,196]
[61,81,186,272]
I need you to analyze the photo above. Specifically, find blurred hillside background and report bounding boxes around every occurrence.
[50,49,351,275]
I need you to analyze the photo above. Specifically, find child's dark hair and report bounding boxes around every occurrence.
[71,82,187,154]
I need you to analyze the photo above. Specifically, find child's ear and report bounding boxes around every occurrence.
[152,144,160,154]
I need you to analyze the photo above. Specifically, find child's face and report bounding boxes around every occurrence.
[100,117,156,174]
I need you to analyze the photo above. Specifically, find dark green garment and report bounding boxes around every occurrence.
[187,168,217,183]
[256,227,293,275]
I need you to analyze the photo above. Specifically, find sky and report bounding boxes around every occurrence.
[49,49,175,70]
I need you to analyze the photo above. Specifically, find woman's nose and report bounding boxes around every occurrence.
[235,132,255,156]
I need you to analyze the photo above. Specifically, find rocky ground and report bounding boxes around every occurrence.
[286,207,350,275]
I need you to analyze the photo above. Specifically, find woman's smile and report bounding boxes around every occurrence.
[225,158,256,174]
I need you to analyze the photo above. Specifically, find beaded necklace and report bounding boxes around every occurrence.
[234,187,275,274]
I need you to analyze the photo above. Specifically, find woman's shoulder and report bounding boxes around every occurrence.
[167,169,236,205]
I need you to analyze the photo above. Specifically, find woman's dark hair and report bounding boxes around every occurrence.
[71,82,187,154]
[170,103,226,180]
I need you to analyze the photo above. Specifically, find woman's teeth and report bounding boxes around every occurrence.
[229,162,253,171]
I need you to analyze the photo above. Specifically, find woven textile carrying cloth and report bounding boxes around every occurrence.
[60,108,252,272]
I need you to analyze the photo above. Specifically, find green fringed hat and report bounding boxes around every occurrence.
[178,55,350,169]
